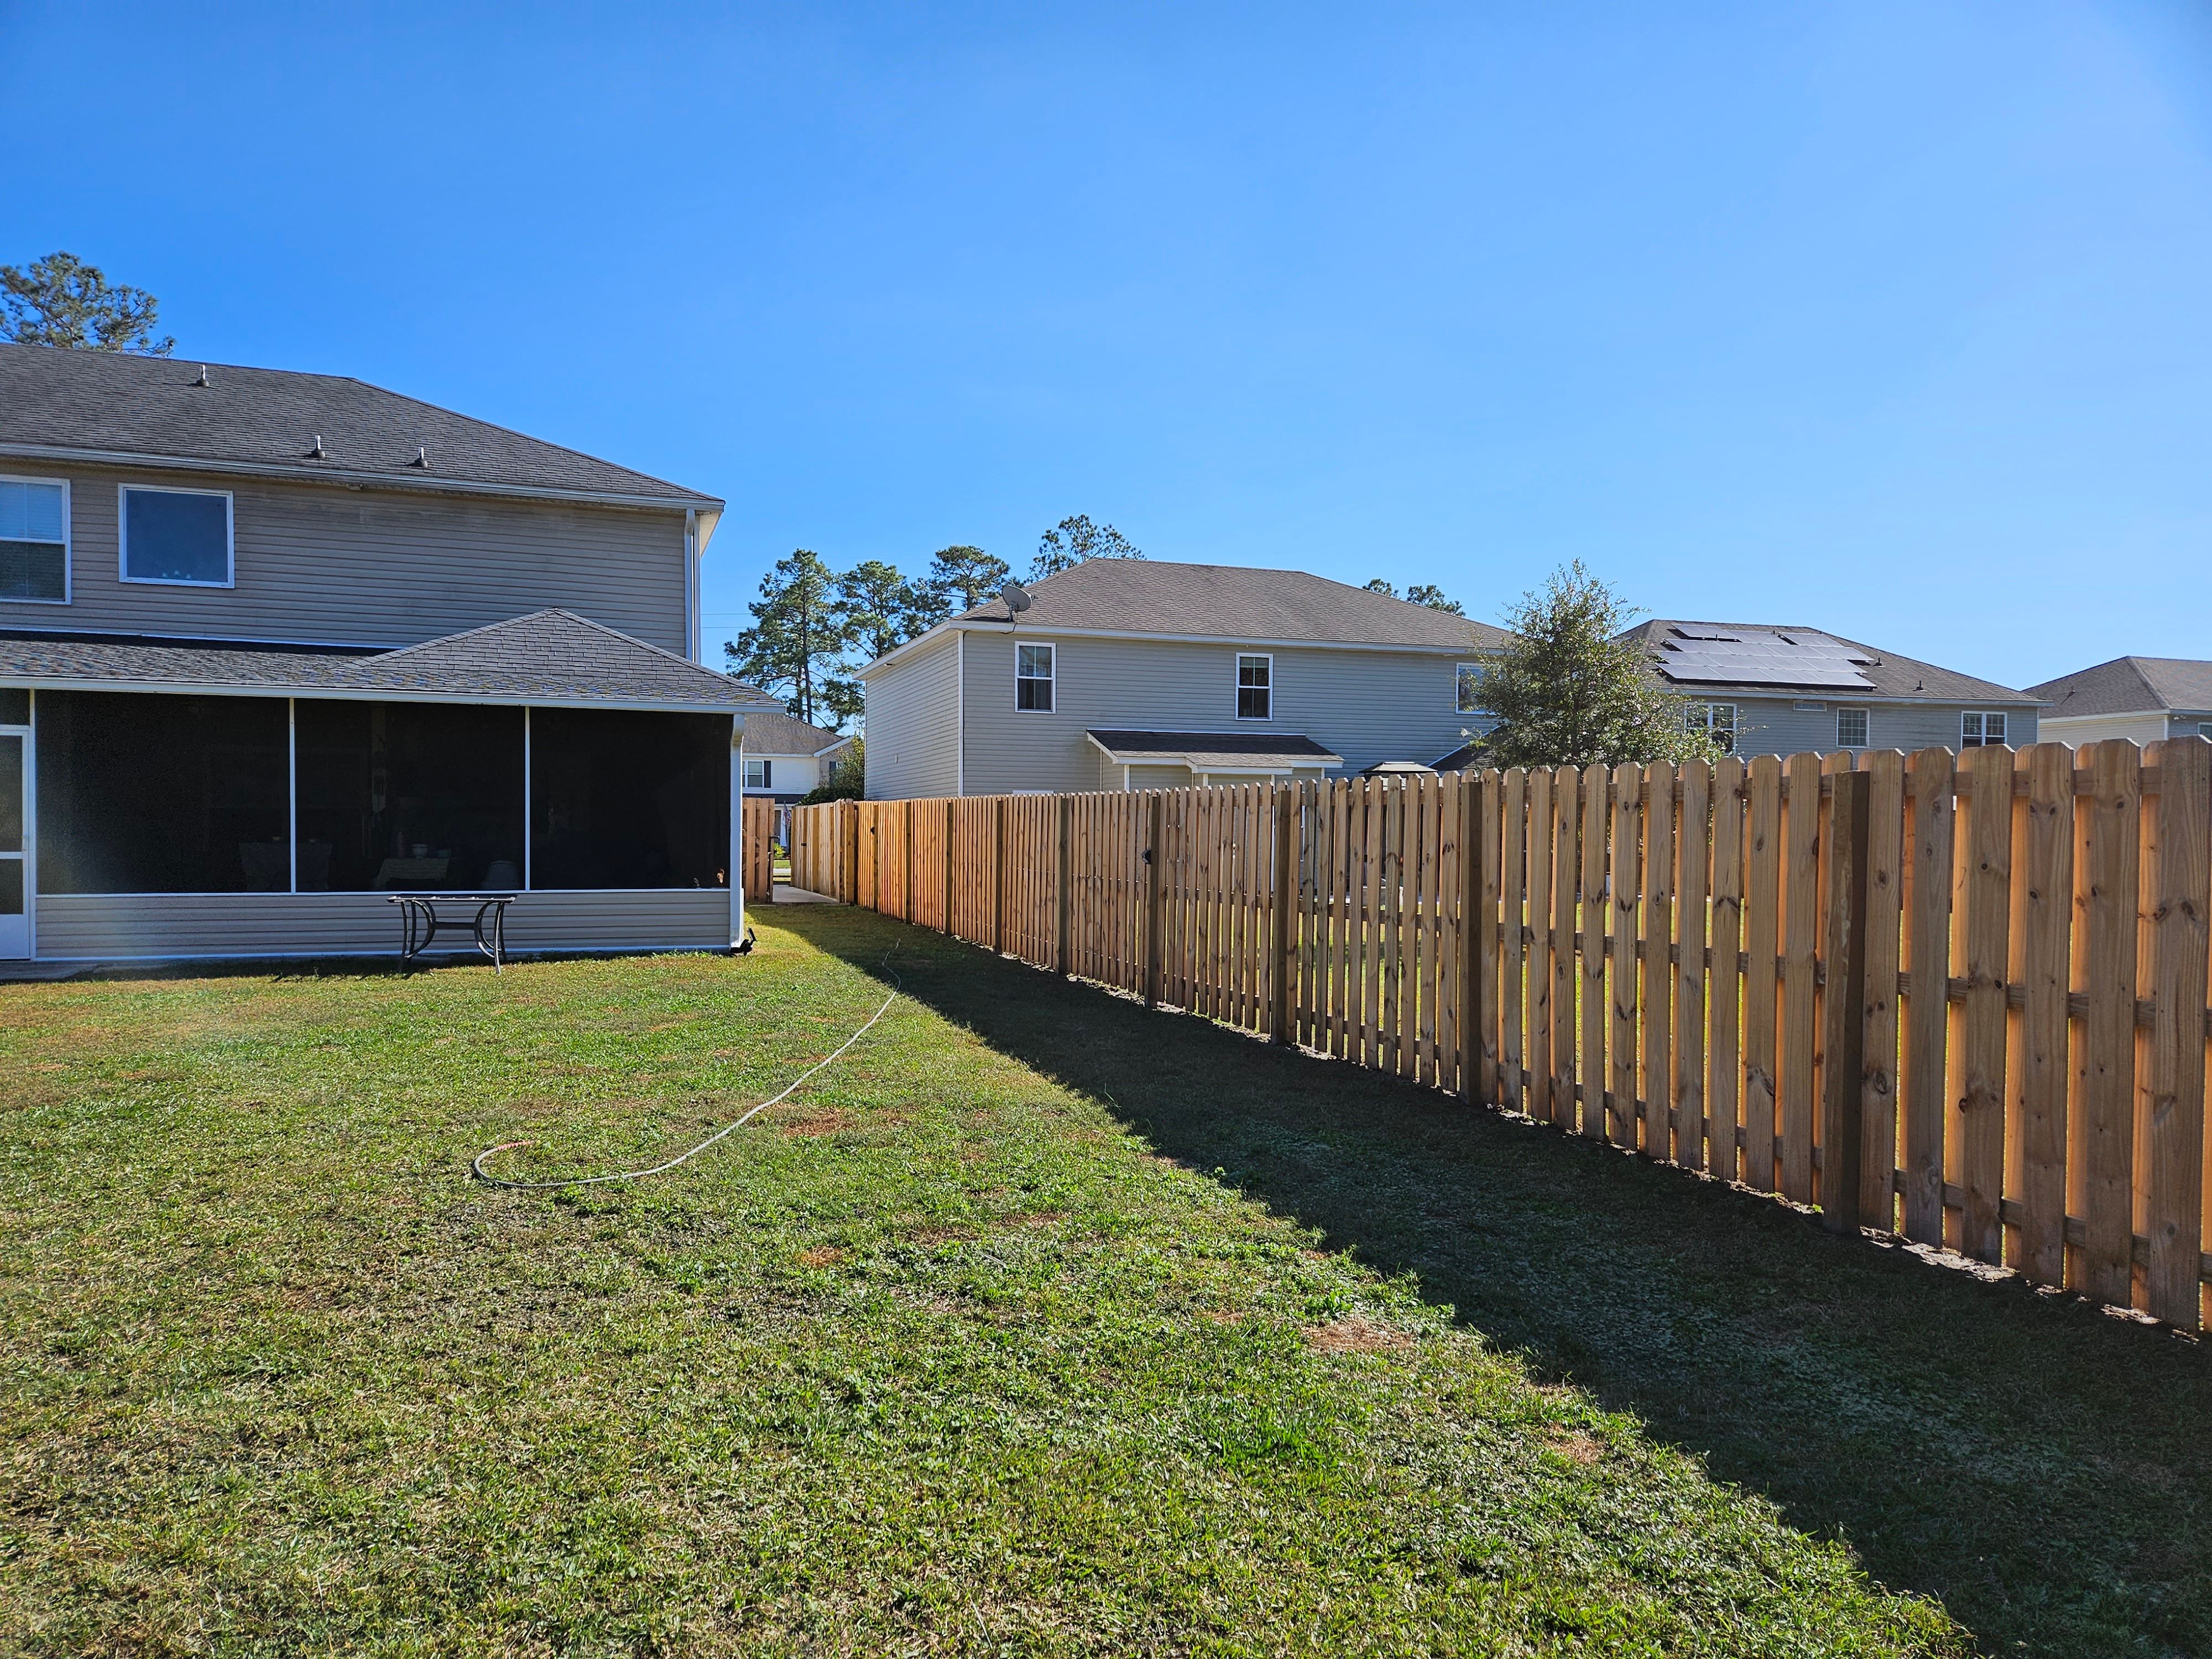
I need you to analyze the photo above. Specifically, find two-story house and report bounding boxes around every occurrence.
[0,343,780,964]
[2026,657,2212,747]
[1613,619,2042,757]
[858,560,1509,797]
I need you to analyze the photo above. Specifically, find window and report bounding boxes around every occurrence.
[2197,722,2212,740]
[1456,661,1486,714]
[36,691,289,893]
[1689,703,1737,754]
[1015,642,1055,712]
[743,758,771,790]
[1836,706,1869,748]
[295,701,524,892]
[1961,711,2007,748]
[1237,653,1272,720]
[119,486,233,586]
[0,477,68,603]
[530,708,728,889]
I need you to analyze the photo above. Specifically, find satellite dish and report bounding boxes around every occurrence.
[1000,582,1032,615]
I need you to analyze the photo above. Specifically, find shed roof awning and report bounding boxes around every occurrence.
[1086,728,1343,774]
[0,610,780,715]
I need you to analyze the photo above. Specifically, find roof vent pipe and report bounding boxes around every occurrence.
[310,435,325,458]
[413,446,427,468]
[194,365,209,387]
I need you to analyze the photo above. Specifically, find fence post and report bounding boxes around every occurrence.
[1271,782,1296,1043]
[1143,791,1165,1007]
[1056,793,1073,977]
[1819,768,1872,1234]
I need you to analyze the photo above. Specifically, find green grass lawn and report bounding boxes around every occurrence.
[0,908,2195,1655]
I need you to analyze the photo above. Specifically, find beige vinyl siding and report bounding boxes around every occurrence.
[32,889,731,961]
[1700,696,2042,758]
[863,632,962,799]
[12,463,688,652]
[955,631,1475,796]
[2036,711,2183,748]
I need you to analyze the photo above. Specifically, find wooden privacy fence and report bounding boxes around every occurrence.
[789,739,2212,1333]
[741,799,776,901]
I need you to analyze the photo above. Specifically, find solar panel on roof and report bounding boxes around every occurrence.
[1656,627,1876,690]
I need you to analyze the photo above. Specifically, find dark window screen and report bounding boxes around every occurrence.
[0,689,29,724]
[36,691,288,893]
[295,701,524,891]
[531,708,728,889]
[123,489,230,584]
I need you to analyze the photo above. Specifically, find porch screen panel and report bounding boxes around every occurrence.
[36,691,289,893]
[294,701,525,892]
[530,708,729,889]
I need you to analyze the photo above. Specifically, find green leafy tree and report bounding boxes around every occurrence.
[1364,578,1398,597]
[725,549,848,727]
[801,737,865,804]
[1,251,174,354]
[1472,561,1720,769]
[838,558,933,665]
[921,544,1009,620]
[1029,515,1142,580]
[1405,582,1463,614]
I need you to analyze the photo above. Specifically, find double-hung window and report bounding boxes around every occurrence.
[1960,711,2007,748]
[1835,706,1870,748]
[1456,661,1485,714]
[1015,643,1055,712]
[1236,653,1272,720]
[1689,702,1737,754]
[743,758,771,790]
[119,485,233,586]
[0,477,69,603]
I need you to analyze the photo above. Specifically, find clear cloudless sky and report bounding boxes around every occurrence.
[4,1,2210,688]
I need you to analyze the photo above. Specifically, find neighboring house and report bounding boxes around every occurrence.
[858,560,1509,798]
[1614,620,2041,757]
[0,343,782,964]
[2026,658,2212,747]
[737,709,854,805]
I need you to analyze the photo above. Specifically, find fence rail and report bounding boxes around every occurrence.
[790,738,2212,1332]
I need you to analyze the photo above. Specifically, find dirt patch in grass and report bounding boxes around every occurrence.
[1307,1315,1415,1355]
[1549,1432,1606,1467]
[779,1109,850,1136]
[797,1246,848,1268]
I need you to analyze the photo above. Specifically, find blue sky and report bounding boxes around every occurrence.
[4,1,2209,688]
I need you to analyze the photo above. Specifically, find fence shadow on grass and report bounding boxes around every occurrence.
[788,903,2212,1659]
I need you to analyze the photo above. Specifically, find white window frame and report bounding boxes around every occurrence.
[743,758,771,791]
[118,483,236,588]
[0,474,71,606]
[1014,640,1056,713]
[2196,721,2212,741]
[1690,702,1737,754]
[1835,706,1870,748]
[1455,661,1485,714]
[1961,711,2007,748]
[1235,651,1273,722]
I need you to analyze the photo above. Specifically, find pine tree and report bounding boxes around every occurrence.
[920,545,1010,619]
[724,550,848,727]
[1,252,174,354]
[1029,515,1142,580]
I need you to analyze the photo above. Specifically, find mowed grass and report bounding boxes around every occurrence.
[0,907,2124,1656]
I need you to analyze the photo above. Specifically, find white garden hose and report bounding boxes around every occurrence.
[471,960,901,1191]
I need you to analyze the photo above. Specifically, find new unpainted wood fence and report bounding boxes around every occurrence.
[788,739,2212,1332]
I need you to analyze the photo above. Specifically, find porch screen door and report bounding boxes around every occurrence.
[0,730,24,958]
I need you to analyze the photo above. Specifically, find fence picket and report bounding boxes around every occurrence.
[2146,738,2210,1324]
[1527,768,1556,1122]
[1551,766,1580,1133]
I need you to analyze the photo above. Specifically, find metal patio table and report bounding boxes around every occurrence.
[389,894,521,971]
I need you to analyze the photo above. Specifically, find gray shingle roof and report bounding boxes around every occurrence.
[942,560,1511,653]
[0,342,719,508]
[2027,657,2212,717]
[0,609,778,712]
[735,709,852,755]
[1087,729,1343,769]
[1617,619,2037,705]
